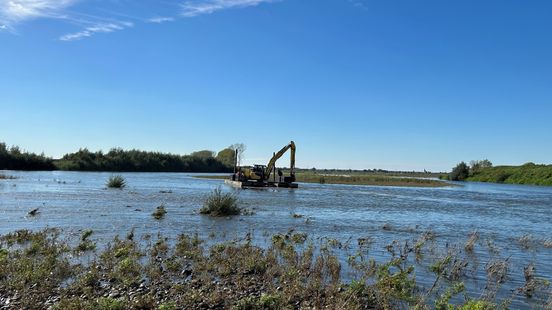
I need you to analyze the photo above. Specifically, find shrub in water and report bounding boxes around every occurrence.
[153,205,167,220]
[200,187,240,216]
[107,175,126,189]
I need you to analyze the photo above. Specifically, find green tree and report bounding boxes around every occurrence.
[191,150,216,159]
[469,159,493,175]
[450,162,469,181]
[216,148,236,168]
[0,142,55,170]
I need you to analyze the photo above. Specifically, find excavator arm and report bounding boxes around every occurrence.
[264,141,296,181]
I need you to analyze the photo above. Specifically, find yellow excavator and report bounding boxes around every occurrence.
[233,141,297,187]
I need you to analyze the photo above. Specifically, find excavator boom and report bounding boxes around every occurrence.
[264,141,296,181]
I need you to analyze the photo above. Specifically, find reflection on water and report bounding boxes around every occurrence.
[1,171,551,308]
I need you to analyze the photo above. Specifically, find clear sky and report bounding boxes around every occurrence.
[1,0,551,171]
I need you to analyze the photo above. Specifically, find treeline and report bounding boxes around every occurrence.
[55,148,234,172]
[0,143,56,170]
[0,142,236,173]
[446,160,552,186]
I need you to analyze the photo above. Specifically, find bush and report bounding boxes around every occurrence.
[152,205,167,220]
[200,187,240,216]
[107,175,126,189]
[495,172,512,183]
[469,159,493,176]
[450,162,469,181]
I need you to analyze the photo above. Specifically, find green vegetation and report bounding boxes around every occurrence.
[55,147,233,173]
[75,230,96,253]
[295,167,444,178]
[152,205,167,220]
[1,141,237,173]
[467,163,552,186]
[215,148,236,168]
[447,159,552,186]
[469,159,493,175]
[450,162,470,181]
[200,187,241,216]
[1,228,544,309]
[196,172,451,187]
[294,172,449,187]
[0,142,55,171]
[107,175,126,189]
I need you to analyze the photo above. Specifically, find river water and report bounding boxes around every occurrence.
[1,171,551,307]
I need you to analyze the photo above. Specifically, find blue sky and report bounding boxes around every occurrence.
[1,0,551,171]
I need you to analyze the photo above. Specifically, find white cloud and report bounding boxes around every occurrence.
[181,0,274,17]
[59,21,133,41]
[147,16,174,24]
[1,0,281,41]
[0,0,77,25]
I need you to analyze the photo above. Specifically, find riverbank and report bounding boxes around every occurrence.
[466,163,552,186]
[2,228,543,309]
[195,173,452,187]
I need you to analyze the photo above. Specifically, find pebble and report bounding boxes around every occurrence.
[109,291,120,298]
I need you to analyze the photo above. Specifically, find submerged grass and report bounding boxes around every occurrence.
[0,174,16,180]
[0,228,549,309]
[195,173,451,187]
[296,173,451,187]
[465,231,479,253]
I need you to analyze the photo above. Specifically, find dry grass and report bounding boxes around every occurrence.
[518,234,535,250]
[465,231,479,253]
[487,260,509,284]
[0,174,16,180]
[1,229,548,309]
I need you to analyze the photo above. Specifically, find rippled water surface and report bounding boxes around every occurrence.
[1,171,551,307]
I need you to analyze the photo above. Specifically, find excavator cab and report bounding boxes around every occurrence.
[252,165,266,178]
[238,165,265,182]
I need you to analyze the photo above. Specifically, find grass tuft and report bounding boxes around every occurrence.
[200,187,241,216]
[75,230,96,253]
[0,174,17,180]
[465,231,479,253]
[152,205,167,220]
[106,175,126,189]
[518,234,534,250]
